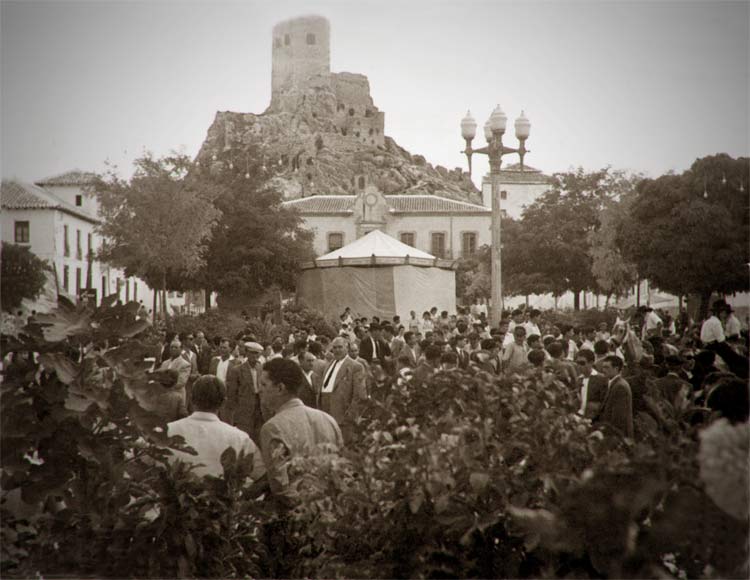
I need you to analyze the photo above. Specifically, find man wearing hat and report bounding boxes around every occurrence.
[223,341,265,443]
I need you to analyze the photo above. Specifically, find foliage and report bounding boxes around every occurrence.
[0,296,271,578]
[587,197,638,300]
[455,244,491,304]
[618,154,749,317]
[542,307,619,331]
[283,300,339,338]
[94,153,222,292]
[195,146,315,301]
[282,368,748,579]
[1,243,50,312]
[169,309,250,341]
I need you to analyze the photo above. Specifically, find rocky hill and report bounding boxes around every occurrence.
[195,84,481,204]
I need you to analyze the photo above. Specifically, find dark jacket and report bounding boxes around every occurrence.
[595,376,634,438]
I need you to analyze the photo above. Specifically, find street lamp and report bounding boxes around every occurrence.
[461,105,531,326]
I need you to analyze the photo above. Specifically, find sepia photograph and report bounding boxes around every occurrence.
[1,0,748,578]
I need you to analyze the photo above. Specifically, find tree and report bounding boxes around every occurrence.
[619,154,749,318]
[456,244,491,305]
[193,147,314,307]
[1,243,50,311]
[94,153,222,319]
[504,167,637,309]
[587,198,638,305]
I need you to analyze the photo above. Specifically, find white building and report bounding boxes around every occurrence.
[1,171,180,313]
[482,163,552,220]
[282,185,492,260]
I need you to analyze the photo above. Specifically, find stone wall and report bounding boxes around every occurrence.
[271,15,331,105]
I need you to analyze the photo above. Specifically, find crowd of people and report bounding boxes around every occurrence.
[145,298,748,502]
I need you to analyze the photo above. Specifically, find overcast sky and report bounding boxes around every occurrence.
[2,0,748,187]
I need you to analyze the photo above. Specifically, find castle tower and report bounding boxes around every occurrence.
[271,15,330,104]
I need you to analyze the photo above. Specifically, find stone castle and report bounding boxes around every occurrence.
[196,14,481,203]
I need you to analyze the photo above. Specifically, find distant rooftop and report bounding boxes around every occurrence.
[1,180,98,223]
[35,170,98,187]
[283,194,490,215]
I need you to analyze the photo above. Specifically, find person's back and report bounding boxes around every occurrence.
[167,375,265,479]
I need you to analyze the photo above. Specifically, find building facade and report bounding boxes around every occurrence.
[1,171,184,313]
[282,185,492,259]
[482,163,552,220]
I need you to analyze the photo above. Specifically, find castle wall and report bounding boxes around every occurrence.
[271,15,331,102]
[331,72,385,147]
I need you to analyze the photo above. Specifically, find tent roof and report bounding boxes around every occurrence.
[318,229,435,261]
[309,229,454,269]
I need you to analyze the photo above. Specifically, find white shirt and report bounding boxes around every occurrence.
[322,356,347,393]
[645,311,663,331]
[725,313,742,337]
[579,368,599,415]
[216,356,233,383]
[167,412,266,479]
[700,316,725,344]
[303,369,314,387]
[524,322,541,338]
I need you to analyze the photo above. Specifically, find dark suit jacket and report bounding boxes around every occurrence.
[596,376,634,438]
[581,374,609,418]
[195,343,214,375]
[208,355,237,377]
[319,357,367,437]
[359,336,391,364]
[452,347,470,370]
[222,360,263,441]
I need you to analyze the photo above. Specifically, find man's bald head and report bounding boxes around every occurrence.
[331,336,349,360]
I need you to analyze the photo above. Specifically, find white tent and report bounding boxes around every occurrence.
[297,230,456,320]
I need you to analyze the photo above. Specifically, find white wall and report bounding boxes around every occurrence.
[298,215,358,256]
[482,180,550,219]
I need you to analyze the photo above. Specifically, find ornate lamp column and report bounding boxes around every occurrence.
[461,106,531,326]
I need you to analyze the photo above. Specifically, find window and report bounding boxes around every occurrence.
[76,230,82,260]
[500,190,508,200]
[75,194,82,206]
[348,108,355,116]
[63,266,70,292]
[461,232,477,258]
[87,233,93,258]
[327,232,344,252]
[284,34,290,45]
[306,33,316,45]
[14,221,30,243]
[76,268,82,295]
[358,176,365,190]
[431,233,446,259]
[64,225,70,256]
[274,37,281,48]
[400,232,415,247]
[365,109,372,118]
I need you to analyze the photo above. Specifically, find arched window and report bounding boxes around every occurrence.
[348,108,355,116]
[341,128,347,136]
[306,33,316,45]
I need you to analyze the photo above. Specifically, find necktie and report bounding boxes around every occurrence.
[372,338,378,359]
[323,359,340,390]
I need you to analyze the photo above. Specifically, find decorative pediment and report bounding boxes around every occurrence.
[353,184,387,225]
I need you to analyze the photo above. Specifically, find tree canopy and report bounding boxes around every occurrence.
[1,243,50,312]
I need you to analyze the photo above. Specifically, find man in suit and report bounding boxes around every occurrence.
[575,349,608,418]
[449,335,470,370]
[412,345,442,385]
[223,342,265,443]
[299,351,321,409]
[158,339,192,407]
[319,336,367,443]
[194,331,213,375]
[401,331,419,367]
[596,355,634,438]
[209,338,235,384]
[655,355,691,408]
[359,323,390,366]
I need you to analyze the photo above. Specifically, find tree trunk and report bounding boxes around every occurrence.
[161,272,168,322]
[636,277,641,307]
[525,294,529,308]
[554,293,558,310]
[152,289,158,325]
[698,290,712,321]
[605,293,611,308]
[595,294,600,309]
[204,288,211,311]
[573,291,580,311]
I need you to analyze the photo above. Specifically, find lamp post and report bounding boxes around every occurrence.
[461,105,530,327]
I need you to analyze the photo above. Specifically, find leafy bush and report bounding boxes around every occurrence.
[283,300,339,339]
[1,242,50,312]
[1,297,271,578]
[543,308,618,331]
[169,309,249,340]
